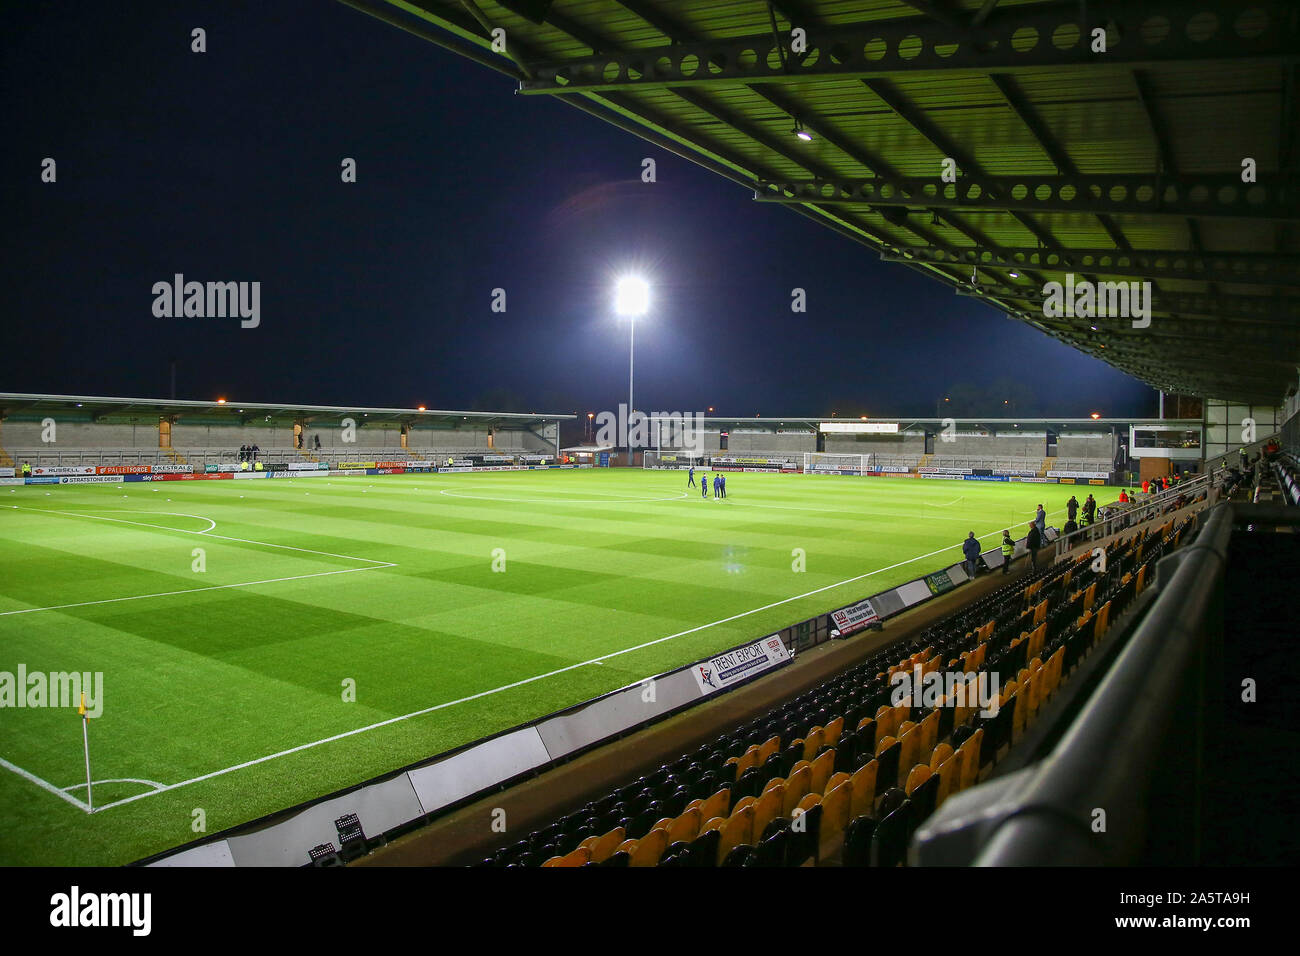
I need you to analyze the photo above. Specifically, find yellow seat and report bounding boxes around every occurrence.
[920,710,940,759]
[802,727,825,761]
[874,705,894,738]
[849,760,879,819]
[665,808,700,845]
[758,735,780,766]
[752,784,785,839]
[698,787,731,824]
[935,752,962,805]
[904,763,933,797]
[783,765,812,816]
[541,845,591,867]
[820,781,852,857]
[627,827,669,867]
[823,715,844,748]
[586,827,625,863]
[958,728,983,790]
[810,748,836,796]
[929,742,954,771]
[713,806,754,865]
[824,770,851,794]
[897,725,920,785]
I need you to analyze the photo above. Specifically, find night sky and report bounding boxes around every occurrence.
[3,0,1156,423]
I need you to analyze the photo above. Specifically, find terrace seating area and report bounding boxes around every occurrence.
[1051,457,1113,473]
[1270,454,1299,505]
[927,455,1044,472]
[5,445,507,468]
[467,516,1194,868]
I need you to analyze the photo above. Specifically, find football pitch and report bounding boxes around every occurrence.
[0,469,1060,865]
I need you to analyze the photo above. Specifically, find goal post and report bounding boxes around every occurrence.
[802,452,871,475]
[643,450,704,470]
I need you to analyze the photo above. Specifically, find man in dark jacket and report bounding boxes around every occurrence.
[1026,522,1042,567]
[1066,495,1079,522]
[962,531,981,578]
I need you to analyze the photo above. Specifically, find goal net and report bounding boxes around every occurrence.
[643,450,705,470]
[802,452,871,475]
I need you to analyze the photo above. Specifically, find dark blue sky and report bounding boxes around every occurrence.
[2,0,1156,421]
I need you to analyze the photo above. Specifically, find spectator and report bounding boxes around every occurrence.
[252,444,259,460]
[1025,522,1042,567]
[1083,493,1096,520]
[1118,489,1129,503]
[1034,504,1047,538]
[1000,530,1015,575]
[1066,495,1079,522]
[314,434,321,451]
[962,532,980,578]
[1062,517,1078,535]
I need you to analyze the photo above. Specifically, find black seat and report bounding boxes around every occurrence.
[686,828,720,867]
[842,815,877,867]
[871,803,912,867]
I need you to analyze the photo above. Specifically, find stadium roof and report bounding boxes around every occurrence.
[0,393,574,426]
[341,0,1300,406]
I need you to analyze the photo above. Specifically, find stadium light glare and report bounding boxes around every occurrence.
[418,405,426,411]
[1091,412,1102,419]
[791,120,812,141]
[216,398,226,404]
[614,276,649,317]
[613,275,650,455]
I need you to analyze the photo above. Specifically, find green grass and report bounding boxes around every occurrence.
[0,468,1059,865]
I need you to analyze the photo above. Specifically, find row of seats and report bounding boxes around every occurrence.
[474,516,1194,868]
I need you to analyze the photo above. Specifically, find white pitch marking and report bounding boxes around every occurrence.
[0,565,393,618]
[0,508,396,617]
[0,756,89,812]
[62,777,166,794]
[76,507,1066,813]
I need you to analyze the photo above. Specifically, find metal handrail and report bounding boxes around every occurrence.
[1051,468,1219,558]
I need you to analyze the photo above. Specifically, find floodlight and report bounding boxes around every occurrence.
[614,276,650,317]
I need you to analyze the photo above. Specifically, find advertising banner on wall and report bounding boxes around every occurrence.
[925,569,956,595]
[829,597,881,636]
[691,636,790,696]
[57,475,123,484]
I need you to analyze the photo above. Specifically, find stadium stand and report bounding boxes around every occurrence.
[462,516,1195,868]
[917,501,1300,866]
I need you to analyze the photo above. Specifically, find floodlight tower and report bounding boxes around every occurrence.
[614,276,650,456]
